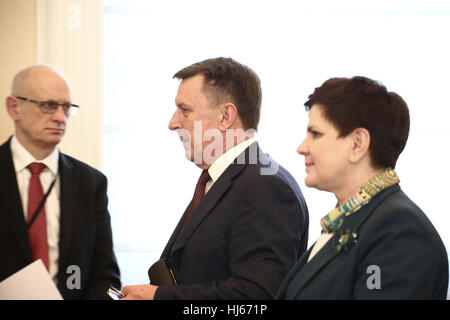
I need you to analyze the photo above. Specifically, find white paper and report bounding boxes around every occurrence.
[0,259,63,300]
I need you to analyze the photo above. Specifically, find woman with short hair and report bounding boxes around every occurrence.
[277,76,448,299]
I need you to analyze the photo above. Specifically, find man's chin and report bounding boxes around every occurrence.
[186,149,206,166]
[42,136,64,148]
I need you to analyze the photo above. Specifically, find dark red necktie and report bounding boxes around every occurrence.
[182,170,211,227]
[27,162,49,270]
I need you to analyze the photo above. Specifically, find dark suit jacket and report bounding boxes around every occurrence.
[154,143,309,299]
[277,185,448,299]
[0,138,121,299]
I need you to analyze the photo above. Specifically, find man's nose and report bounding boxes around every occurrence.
[169,110,180,130]
[51,105,67,123]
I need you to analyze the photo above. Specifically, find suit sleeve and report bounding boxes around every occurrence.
[155,175,306,299]
[84,175,121,299]
[352,204,448,299]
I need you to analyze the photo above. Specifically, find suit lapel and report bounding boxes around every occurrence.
[285,185,400,298]
[170,163,246,254]
[167,143,266,256]
[58,153,78,267]
[0,138,32,261]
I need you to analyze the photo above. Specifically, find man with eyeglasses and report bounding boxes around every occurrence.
[0,64,120,299]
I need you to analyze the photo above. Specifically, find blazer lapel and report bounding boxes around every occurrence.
[285,185,400,298]
[57,153,78,267]
[170,163,246,254]
[166,142,260,256]
[0,138,32,261]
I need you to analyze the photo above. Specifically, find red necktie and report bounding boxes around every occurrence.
[182,170,211,227]
[27,162,49,270]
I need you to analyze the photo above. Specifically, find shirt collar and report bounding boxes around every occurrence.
[10,135,59,176]
[208,137,256,182]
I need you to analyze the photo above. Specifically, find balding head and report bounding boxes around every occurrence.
[6,64,73,159]
[11,64,72,99]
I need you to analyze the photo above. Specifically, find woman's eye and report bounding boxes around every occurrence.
[311,131,321,138]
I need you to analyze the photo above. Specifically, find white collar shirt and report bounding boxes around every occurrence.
[205,137,256,194]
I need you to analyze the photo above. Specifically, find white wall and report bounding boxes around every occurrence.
[35,0,104,169]
[0,0,36,142]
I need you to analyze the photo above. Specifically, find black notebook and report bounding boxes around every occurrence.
[148,258,177,285]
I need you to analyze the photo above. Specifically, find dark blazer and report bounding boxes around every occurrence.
[277,185,448,299]
[0,138,121,299]
[154,143,309,299]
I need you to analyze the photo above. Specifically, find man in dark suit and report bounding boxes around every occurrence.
[122,57,309,299]
[0,65,120,299]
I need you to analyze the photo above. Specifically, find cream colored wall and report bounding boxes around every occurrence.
[0,0,103,170]
[0,0,36,143]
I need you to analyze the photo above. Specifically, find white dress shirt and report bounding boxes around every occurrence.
[205,137,256,194]
[307,233,334,262]
[10,135,60,283]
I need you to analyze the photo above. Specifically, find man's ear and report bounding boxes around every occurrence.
[218,103,238,131]
[349,127,371,164]
[6,96,20,121]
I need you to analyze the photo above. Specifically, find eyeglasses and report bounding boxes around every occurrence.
[15,96,79,116]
